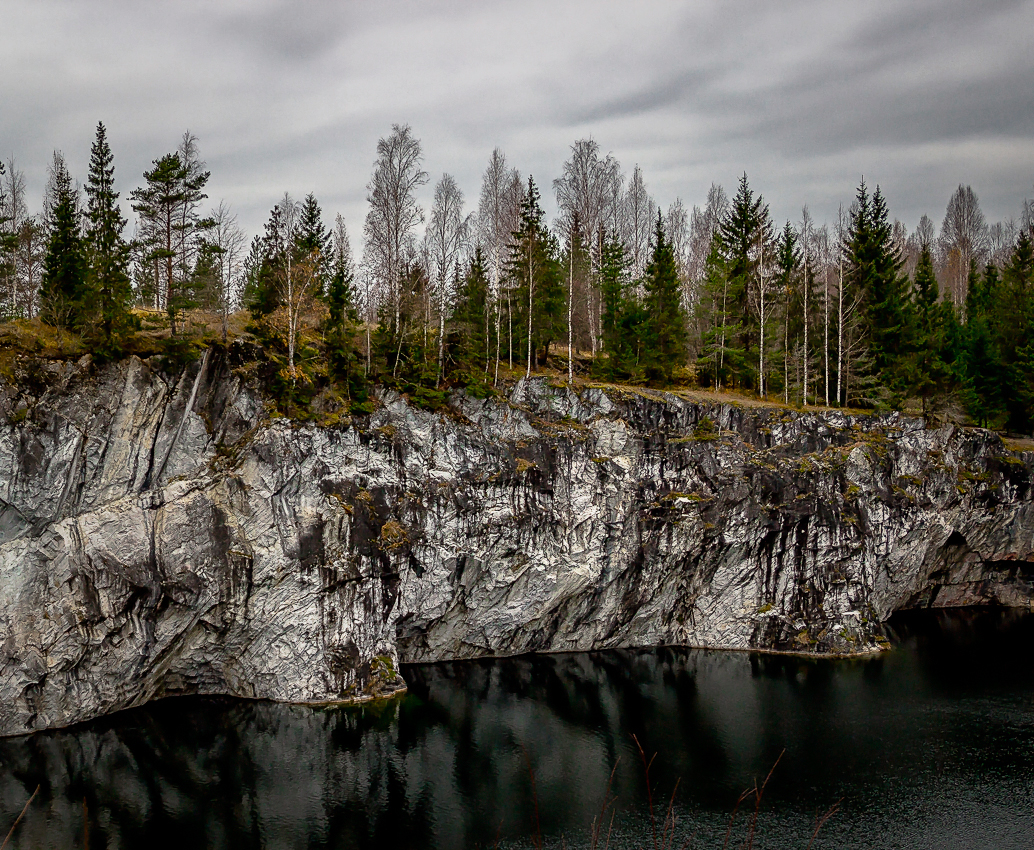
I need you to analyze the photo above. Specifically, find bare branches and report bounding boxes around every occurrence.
[363,124,428,329]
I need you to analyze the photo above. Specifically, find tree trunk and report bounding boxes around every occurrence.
[803,254,809,406]
[824,268,829,407]
[568,236,573,383]
[837,255,844,406]
[784,287,790,404]
[526,243,534,379]
[758,240,765,398]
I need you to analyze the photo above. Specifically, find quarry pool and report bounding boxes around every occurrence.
[2,608,1034,849]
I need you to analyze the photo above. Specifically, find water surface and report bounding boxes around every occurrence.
[2,608,1034,848]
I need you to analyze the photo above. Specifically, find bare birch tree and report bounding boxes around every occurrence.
[553,139,623,358]
[204,200,246,343]
[363,124,427,331]
[799,206,814,405]
[622,164,655,281]
[1,160,28,316]
[749,231,775,397]
[940,184,989,309]
[426,173,467,383]
[476,148,521,383]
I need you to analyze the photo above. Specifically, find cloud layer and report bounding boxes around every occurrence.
[3,0,1032,244]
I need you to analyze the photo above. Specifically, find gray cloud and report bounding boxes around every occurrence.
[2,0,1032,247]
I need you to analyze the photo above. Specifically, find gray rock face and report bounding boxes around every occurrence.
[2,351,1033,736]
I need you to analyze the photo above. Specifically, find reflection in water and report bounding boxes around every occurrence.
[3,609,1034,848]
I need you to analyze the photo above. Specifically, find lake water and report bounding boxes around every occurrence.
[3,608,1034,849]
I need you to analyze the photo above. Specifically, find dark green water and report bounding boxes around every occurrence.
[3,608,1034,849]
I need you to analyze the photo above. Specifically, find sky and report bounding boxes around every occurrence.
[3,0,1033,248]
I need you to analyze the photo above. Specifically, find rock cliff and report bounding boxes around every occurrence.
[2,349,1032,736]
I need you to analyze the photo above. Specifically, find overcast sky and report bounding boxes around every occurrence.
[3,0,1033,247]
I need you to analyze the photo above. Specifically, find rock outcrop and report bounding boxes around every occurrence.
[2,349,1032,736]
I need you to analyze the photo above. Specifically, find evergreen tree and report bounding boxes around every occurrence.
[714,173,773,390]
[908,244,952,417]
[845,181,910,405]
[39,154,88,329]
[296,193,332,291]
[325,219,368,412]
[641,212,688,384]
[245,203,287,319]
[506,177,563,376]
[961,262,1007,427]
[326,220,356,335]
[999,231,1034,431]
[597,228,641,380]
[130,151,209,334]
[83,122,133,344]
[775,222,800,402]
[696,239,745,390]
[449,248,493,393]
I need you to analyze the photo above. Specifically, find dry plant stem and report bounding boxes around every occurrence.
[745,750,784,850]
[522,747,543,850]
[632,734,660,849]
[722,788,754,850]
[1,784,39,850]
[805,799,842,850]
[590,760,620,850]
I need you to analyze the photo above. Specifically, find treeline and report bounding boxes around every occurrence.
[2,123,1034,431]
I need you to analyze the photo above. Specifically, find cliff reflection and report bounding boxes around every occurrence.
[3,611,1034,849]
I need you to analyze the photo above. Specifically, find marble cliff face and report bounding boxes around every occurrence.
[1,348,1032,736]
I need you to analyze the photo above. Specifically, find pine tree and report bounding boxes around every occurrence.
[39,154,88,329]
[641,212,688,384]
[130,151,209,334]
[83,122,133,345]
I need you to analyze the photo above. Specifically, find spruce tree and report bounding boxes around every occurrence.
[775,222,800,402]
[596,228,642,381]
[961,262,1007,427]
[999,231,1034,431]
[39,154,88,329]
[696,239,745,390]
[84,122,133,345]
[296,193,332,290]
[642,213,688,384]
[715,173,773,390]
[909,244,952,417]
[326,240,355,335]
[245,204,287,319]
[449,248,492,393]
[506,178,563,375]
[845,181,910,405]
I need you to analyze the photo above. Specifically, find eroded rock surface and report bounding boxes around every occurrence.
[2,350,1032,735]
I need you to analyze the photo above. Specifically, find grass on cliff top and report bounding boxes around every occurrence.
[0,313,951,425]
